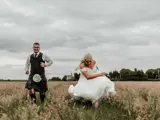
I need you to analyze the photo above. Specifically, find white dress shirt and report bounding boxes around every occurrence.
[25,52,53,72]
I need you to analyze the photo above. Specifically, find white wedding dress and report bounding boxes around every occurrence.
[68,65,116,103]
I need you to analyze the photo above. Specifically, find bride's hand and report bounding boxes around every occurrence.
[100,72,105,76]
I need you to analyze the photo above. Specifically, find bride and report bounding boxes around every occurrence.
[68,53,116,108]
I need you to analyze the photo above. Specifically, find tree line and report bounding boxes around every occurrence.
[107,68,160,81]
[49,68,160,81]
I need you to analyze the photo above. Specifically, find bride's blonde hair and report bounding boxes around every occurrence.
[75,53,93,70]
[80,53,92,63]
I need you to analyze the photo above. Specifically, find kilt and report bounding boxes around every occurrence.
[25,74,48,93]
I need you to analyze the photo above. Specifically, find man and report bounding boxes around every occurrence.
[25,42,53,104]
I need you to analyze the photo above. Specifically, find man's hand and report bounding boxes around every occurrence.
[40,62,46,67]
[26,70,29,75]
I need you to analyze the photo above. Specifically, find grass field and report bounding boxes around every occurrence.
[0,81,159,120]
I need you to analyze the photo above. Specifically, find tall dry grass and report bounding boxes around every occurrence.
[0,82,159,120]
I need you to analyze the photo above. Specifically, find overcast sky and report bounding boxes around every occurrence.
[0,0,160,79]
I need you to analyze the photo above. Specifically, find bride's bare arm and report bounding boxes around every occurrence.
[82,70,104,80]
[80,64,104,80]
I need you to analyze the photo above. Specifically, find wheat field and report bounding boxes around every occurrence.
[0,81,159,120]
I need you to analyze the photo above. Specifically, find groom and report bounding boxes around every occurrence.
[25,42,53,103]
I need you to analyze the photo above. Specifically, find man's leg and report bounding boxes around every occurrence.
[30,88,36,103]
[25,76,36,103]
[39,92,46,112]
[40,92,46,103]
[39,75,48,103]
[26,89,30,100]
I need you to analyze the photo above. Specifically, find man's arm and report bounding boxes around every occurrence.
[43,54,53,67]
[25,55,30,74]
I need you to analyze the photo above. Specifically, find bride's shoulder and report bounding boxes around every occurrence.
[80,63,89,71]
[80,63,85,69]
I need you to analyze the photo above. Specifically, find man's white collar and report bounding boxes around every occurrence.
[34,52,40,55]
[33,52,40,57]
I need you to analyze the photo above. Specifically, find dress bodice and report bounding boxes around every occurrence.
[79,64,99,80]
[91,64,99,73]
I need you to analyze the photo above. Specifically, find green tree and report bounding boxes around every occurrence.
[62,75,67,81]
[120,68,132,80]
[146,69,156,79]
[109,71,113,78]
[112,70,120,78]
[136,69,147,81]
[50,77,61,81]
[155,68,160,79]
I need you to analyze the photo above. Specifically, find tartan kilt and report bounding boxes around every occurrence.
[25,74,48,93]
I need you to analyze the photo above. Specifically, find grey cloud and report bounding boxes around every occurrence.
[0,9,53,27]
[0,38,31,52]
[58,0,160,30]
[0,38,66,52]
[128,54,160,62]
[0,0,160,79]
[53,58,80,62]
[1,0,59,28]
[0,0,159,53]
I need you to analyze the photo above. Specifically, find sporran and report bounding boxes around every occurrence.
[33,74,42,82]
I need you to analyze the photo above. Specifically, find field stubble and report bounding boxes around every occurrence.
[0,81,159,120]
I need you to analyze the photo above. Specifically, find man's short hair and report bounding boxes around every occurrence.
[33,42,40,46]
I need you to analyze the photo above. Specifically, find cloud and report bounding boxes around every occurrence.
[0,0,160,79]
